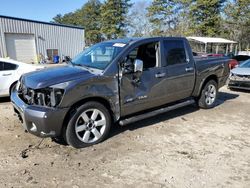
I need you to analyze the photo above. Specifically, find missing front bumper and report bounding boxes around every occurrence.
[11,89,69,138]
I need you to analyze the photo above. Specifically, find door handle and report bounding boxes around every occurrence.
[155,73,166,78]
[2,73,12,76]
[185,67,194,72]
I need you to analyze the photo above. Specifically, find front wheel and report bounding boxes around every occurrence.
[9,81,18,96]
[198,80,218,109]
[65,102,111,148]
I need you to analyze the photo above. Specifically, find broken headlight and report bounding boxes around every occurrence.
[22,87,64,107]
[21,82,72,107]
[39,88,64,107]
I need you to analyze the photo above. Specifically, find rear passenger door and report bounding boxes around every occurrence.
[162,39,195,102]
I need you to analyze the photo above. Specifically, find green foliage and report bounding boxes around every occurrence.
[100,0,132,39]
[147,0,181,36]
[52,12,80,25]
[188,0,226,37]
[53,0,102,45]
[78,0,102,45]
[52,0,249,48]
[223,0,250,49]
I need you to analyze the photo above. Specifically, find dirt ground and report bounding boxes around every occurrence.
[0,87,249,188]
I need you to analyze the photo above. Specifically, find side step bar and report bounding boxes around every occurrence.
[119,99,195,126]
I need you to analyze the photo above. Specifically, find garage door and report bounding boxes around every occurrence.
[5,33,36,63]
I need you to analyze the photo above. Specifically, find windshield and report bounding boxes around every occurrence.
[239,59,250,68]
[71,42,127,70]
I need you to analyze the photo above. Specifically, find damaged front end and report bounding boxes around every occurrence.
[17,79,65,108]
[11,78,70,138]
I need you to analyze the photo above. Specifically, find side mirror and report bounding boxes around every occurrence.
[122,59,134,74]
[133,59,143,84]
[134,59,143,73]
[65,56,71,63]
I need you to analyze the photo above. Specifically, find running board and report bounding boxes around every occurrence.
[119,99,195,126]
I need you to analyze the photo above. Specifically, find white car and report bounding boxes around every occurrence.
[0,58,43,97]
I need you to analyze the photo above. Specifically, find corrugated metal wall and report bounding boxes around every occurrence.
[0,16,85,62]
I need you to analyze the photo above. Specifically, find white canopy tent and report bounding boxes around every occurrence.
[187,37,238,54]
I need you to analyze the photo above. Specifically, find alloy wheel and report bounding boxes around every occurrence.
[205,84,216,105]
[75,108,106,143]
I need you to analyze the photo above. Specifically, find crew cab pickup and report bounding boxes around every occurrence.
[11,37,230,148]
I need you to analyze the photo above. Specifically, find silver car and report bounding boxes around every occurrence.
[228,59,250,90]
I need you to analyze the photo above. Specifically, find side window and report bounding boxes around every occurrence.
[126,42,159,70]
[0,62,3,71]
[164,40,187,66]
[4,62,17,71]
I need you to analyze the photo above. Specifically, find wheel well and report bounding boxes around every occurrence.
[61,97,114,135]
[9,81,18,95]
[199,75,218,96]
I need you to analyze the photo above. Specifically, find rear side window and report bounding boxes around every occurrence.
[4,62,18,70]
[164,40,187,66]
[0,62,3,71]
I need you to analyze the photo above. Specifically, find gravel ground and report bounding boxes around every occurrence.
[0,87,249,188]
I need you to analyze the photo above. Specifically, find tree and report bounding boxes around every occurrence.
[100,0,132,39]
[188,0,226,37]
[52,12,80,25]
[172,0,193,36]
[52,0,102,45]
[127,0,152,37]
[147,0,181,36]
[78,0,102,45]
[223,0,250,50]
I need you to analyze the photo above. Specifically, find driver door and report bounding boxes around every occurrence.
[119,41,167,116]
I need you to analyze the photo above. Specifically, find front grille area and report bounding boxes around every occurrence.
[229,80,250,89]
[17,81,64,107]
[231,74,250,80]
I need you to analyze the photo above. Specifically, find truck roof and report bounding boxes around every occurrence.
[104,37,186,45]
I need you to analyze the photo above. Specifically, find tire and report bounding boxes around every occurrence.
[9,81,17,96]
[198,80,218,109]
[65,102,111,148]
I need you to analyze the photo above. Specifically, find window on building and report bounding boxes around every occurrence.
[164,40,187,66]
[47,49,59,60]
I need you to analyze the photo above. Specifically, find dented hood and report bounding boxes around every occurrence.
[22,65,96,89]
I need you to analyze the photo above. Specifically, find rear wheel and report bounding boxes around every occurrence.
[65,102,111,148]
[198,80,218,109]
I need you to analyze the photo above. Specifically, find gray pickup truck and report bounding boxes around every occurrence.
[11,37,230,148]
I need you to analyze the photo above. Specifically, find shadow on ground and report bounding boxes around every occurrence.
[52,91,240,145]
[228,88,250,93]
[32,91,238,146]
[0,97,10,103]
[216,91,239,106]
[109,105,198,138]
[109,91,240,139]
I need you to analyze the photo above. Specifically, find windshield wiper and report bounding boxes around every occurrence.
[72,63,94,71]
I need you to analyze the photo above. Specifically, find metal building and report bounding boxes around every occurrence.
[0,15,85,63]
